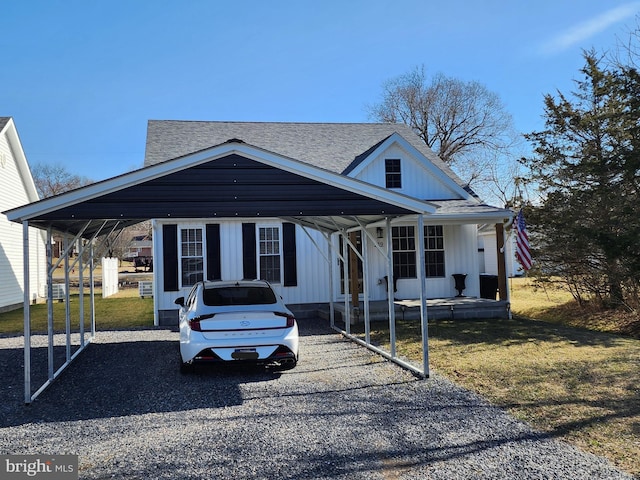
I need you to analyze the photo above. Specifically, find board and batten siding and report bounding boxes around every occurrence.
[442,224,481,297]
[0,129,46,310]
[352,144,461,200]
[362,223,480,301]
[152,219,332,324]
[152,218,483,325]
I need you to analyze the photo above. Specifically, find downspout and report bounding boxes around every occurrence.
[502,220,512,319]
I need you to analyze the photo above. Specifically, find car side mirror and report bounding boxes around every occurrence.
[174,297,185,307]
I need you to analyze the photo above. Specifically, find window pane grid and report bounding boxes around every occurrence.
[260,255,281,282]
[385,159,402,189]
[424,225,445,278]
[180,228,204,286]
[259,227,281,283]
[392,226,416,279]
[393,252,416,278]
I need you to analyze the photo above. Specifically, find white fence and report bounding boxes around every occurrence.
[102,257,119,298]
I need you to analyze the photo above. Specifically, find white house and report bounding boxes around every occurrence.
[0,117,46,312]
[4,120,514,402]
[143,121,513,325]
[5,120,513,324]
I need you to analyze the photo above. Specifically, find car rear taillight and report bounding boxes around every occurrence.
[275,311,296,327]
[273,345,295,358]
[189,313,215,332]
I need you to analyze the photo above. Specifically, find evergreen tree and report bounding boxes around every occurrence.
[524,53,640,307]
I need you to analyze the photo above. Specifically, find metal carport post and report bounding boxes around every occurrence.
[22,218,124,403]
[287,214,430,377]
[297,214,430,378]
[22,221,31,404]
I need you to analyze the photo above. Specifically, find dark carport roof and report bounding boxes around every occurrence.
[4,140,433,237]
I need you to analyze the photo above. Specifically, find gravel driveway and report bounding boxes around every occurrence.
[0,321,634,479]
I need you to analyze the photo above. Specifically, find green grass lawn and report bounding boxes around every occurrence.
[0,288,154,334]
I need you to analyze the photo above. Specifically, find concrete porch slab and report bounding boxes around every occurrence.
[325,297,510,322]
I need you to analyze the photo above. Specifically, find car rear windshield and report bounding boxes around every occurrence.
[203,286,278,306]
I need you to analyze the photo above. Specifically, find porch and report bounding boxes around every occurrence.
[315,297,510,323]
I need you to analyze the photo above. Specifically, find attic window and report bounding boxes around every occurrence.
[385,159,402,188]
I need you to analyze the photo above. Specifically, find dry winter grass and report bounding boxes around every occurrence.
[511,277,640,338]
[364,278,640,477]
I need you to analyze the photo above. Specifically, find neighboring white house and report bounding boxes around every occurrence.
[0,117,46,312]
[144,121,513,325]
[478,224,523,278]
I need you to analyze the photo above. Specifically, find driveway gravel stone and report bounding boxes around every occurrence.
[0,322,634,479]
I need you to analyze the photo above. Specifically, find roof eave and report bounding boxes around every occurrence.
[5,141,436,228]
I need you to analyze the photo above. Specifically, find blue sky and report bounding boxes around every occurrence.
[2,1,640,181]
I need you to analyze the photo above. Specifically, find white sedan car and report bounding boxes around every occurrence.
[175,280,299,373]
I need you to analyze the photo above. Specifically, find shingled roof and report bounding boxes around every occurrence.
[144,120,467,189]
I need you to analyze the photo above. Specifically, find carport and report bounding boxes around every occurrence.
[5,140,439,404]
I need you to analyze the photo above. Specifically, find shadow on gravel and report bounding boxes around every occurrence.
[0,322,337,428]
[0,338,285,428]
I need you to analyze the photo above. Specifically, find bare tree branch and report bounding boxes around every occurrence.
[31,163,93,198]
[368,65,523,203]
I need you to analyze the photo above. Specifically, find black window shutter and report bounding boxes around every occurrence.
[283,222,298,287]
[206,224,221,281]
[162,224,179,291]
[242,223,257,280]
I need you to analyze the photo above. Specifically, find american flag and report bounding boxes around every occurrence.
[515,210,532,271]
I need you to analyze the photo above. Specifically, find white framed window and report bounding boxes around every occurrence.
[424,225,445,278]
[180,227,203,287]
[392,225,416,278]
[391,224,446,278]
[258,225,282,283]
[385,158,402,188]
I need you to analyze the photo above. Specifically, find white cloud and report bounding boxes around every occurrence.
[539,2,640,55]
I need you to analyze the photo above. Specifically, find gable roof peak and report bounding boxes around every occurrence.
[0,116,13,132]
